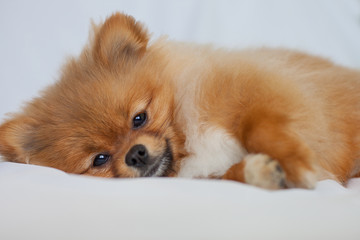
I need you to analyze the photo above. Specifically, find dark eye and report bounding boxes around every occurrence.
[132,112,147,129]
[93,154,111,167]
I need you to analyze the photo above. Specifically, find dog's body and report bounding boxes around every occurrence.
[1,13,360,189]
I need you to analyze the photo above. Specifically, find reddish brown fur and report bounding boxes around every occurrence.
[1,13,360,189]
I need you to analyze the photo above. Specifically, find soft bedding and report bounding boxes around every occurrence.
[1,1,360,239]
[0,162,360,240]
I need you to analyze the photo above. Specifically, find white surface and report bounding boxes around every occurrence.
[1,162,360,240]
[1,1,360,239]
[1,0,360,119]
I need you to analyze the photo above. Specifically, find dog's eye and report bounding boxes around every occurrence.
[93,154,111,167]
[132,112,147,129]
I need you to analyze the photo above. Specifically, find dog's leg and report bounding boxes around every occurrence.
[223,154,287,189]
[223,110,317,189]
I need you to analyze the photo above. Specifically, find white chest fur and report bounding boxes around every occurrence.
[177,127,247,178]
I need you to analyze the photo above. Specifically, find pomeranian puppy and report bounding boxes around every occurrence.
[1,13,360,189]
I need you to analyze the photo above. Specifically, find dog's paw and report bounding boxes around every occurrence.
[287,169,317,189]
[244,154,286,190]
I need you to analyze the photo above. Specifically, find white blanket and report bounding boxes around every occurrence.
[1,162,360,240]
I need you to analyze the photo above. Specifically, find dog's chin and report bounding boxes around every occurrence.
[141,140,173,177]
[141,156,171,177]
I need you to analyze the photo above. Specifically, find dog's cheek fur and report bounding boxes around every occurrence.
[147,84,188,174]
[0,116,33,163]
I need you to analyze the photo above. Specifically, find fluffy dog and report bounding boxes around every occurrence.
[1,13,360,189]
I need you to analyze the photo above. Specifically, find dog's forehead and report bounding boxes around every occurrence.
[43,56,159,134]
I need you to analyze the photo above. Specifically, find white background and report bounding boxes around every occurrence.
[1,0,360,119]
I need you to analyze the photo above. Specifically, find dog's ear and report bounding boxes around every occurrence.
[0,116,33,163]
[91,12,149,68]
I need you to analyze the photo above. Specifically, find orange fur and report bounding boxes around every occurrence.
[1,12,360,189]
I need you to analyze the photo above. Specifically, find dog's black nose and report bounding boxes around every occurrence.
[125,144,149,168]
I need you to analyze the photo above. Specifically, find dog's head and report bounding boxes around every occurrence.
[0,13,187,177]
